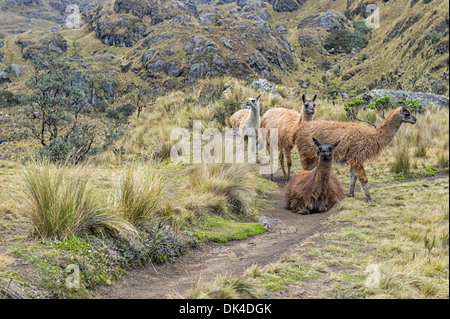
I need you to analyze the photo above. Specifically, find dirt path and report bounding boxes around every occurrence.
[95,173,340,299]
[95,170,449,299]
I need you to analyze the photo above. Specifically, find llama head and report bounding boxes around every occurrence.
[399,106,417,124]
[301,94,316,115]
[313,137,340,161]
[245,94,261,111]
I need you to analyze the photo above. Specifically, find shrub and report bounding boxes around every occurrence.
[324,28,368,54]
[113,165,164,226]
[0,90,19,108]
[319,60,332,71]
[36,137,70,163]
[20,161,135,239]
[106,103,136,121]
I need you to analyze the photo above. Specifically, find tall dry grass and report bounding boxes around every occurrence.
[112,164,164,226]
[188,163,260,216]
[19,161,136,239]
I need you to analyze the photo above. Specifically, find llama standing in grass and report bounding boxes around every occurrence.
[260,94,317,181]
[285,138,344,214]
[293,106,417,203]
[230,94,261,135]
[230,95,261,160]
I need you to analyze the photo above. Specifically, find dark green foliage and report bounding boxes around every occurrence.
[95,100,110,113]
[324,22,370,54]
[212,100,241,126]
[106,103,136,121]
[36,137,70,163]
[319,59,332,70]
[0,90,19,108]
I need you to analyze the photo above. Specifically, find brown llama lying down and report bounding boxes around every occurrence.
[293,106,417,203]
[285,138,344,214]
[260,94,317,181]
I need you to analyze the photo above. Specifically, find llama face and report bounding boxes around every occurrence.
[313,138,340,161]
[302,94,316,115]
[399,107,417,124]
[245,95,260,110]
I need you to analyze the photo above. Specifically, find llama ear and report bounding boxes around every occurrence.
[312,137,320,147]
[302,94,306,103]
[331,140,340,149]
[312,94,317,102]
[255,94,261,100]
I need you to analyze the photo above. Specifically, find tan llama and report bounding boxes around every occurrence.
[285,138,344,214]
[260,94,316,181]
[293,106,417,203]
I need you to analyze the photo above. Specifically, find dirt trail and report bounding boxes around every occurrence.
[95,173,339,299]
[95,171,449,299]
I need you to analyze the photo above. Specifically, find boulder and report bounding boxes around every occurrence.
[268,0,299,12]
[361,89,449,110]
[298,10,349,31]
[250,78,279,94]
[0,64,22,83]
[187,61,208,82]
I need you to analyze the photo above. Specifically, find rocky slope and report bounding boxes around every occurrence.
[0,0,448,104]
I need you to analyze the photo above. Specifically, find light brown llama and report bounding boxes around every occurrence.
[285,138,344,214]
[260,94,316,181]
[293,106,417,203]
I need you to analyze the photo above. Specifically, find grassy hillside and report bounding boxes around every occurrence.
[1,0,448,102]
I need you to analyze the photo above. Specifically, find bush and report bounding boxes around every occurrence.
[324,23,369,54]
[36,138,70,163]
[20,161,136,239]
[106,103,136,121]
[0,90,19,108]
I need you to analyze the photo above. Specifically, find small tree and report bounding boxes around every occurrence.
[22,56,97,163]
[344,94,420,127]
[129,83,154,118]
[343,97,376,127]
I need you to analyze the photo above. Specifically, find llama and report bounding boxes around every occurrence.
[229,95,261,160]
[260,94,316,181]
[293,106,417,203]
[230,94,261,136]
[285,138,344,214]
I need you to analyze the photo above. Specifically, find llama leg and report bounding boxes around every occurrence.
[300,208,311,215]
[353,165,374,203]
[285,149,292,181]
[349,166,357,197]
[267,139,275,181]
[279,151,287,179]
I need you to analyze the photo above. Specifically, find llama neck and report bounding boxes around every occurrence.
[375,108,403,149]
[290,109,312,144]
[301,109,313,123]
[247,106,260,128]
[312,157,332,194]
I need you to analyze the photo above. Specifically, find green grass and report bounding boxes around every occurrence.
[196,215,264,243]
